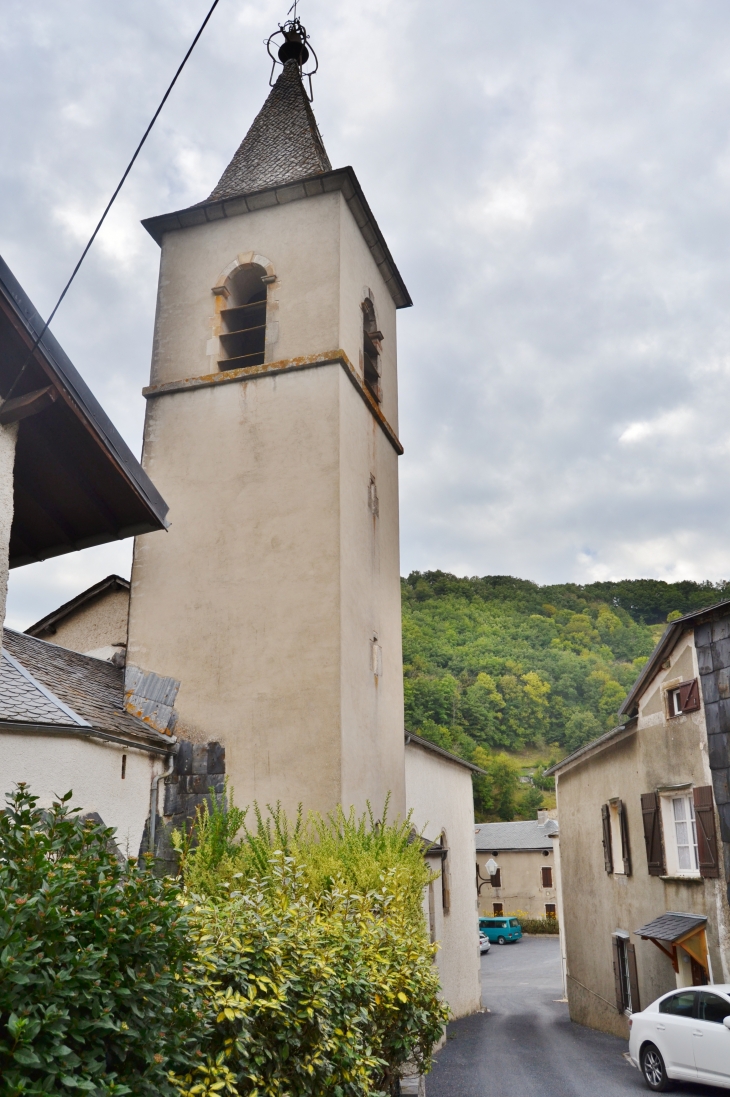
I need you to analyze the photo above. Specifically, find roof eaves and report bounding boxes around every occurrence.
[620,598,730,716]
[545,717,638,777]
[26,575,130,637]
[0,718,176,756]
[0,257,169,535]
[404,731,487,774]
[141,167,412,310]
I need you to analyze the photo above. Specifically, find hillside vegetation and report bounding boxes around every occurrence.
[402,572,730,821]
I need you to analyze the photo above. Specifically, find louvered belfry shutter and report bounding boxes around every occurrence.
[641,792,665,876]
[627,943,641,1013]
[618,800,632,876]
[679,678,701,713]
[694,785,720,878]
[601,804,613,873]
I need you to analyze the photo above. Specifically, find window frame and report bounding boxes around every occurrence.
[659,789,701,878]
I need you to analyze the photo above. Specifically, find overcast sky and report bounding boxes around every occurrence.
[4,0,730,629]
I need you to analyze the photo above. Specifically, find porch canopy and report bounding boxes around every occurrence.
[635,911,708,975]
[0,255,169,568]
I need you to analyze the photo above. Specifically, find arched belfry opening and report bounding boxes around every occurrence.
[218,265,267,369]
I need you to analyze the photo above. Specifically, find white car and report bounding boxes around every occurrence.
[629,985,730,1090]
[479,933,491,955]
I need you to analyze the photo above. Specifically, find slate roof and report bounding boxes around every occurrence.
[475,819,557,852]
[209,60,331,201]
[635,911,707,943]
[0,629,174,750]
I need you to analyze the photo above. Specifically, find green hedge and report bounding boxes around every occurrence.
[171,796,449,1096]
[0,785,199,1097]
[513,916,560,935]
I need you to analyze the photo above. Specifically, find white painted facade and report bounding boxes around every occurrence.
[0,420,17,636]
[0,729,165,856]
[405,736,482,1020]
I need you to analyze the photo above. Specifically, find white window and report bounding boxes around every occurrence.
[660,791,700,876]
[668,688,682,717]
[609,802,625,875]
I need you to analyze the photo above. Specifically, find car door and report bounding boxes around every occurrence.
[656,991,699,1080]
[694,990,730,1086]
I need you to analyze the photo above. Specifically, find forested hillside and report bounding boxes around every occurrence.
[402,572,730,821]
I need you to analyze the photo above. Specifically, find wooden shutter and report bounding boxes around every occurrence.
[618,799,632,876]
[641,792,665,875]
[601,804,613,873]
[612,936,625,1012]
[694,785,720,878]
[679,678,701,713]
[627,943,641,1013]
[490,868,502,888]
[542,866,553,888]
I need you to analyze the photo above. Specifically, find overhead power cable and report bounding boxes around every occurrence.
[7,0,223,401]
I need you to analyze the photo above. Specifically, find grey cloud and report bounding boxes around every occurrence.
[5,0,730,628]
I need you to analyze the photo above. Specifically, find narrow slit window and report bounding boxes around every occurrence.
[121,754,127,780]
[218,265,267,370]
[362,298,382,402]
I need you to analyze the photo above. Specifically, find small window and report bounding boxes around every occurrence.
[362,298,383,402]
[492,904,503,917]
[545,904,556,918]
[121,754,127,780]
[541,866,553,888]
[660,991,697,1017]
[667,678,701,718]
[699,992,730,1024]
[218,265,267,370]
[490,868,502,888]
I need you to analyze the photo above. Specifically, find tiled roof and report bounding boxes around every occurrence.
[635,911,707,943]
[0,629,173,747]
[475,819,556,851]
[209,60,331,201]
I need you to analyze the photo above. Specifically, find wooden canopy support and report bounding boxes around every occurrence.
[0,385,57,425]
[642,926,708,976]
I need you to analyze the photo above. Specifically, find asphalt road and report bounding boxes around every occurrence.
[426,935,726,1097]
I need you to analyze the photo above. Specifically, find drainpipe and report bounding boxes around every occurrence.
[148,754,175,860]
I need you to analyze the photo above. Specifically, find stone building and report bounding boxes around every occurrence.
[548,601,730,1037]
[475,816,558,919]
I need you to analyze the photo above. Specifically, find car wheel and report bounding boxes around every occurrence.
[640,1043,673,1092]
[497,936,506,945]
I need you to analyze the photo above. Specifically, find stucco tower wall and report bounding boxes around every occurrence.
[128,189,405,819]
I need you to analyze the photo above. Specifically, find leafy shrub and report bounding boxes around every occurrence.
[509,912,560,935]
[0,785,199,1097]
[171,796,449,1096]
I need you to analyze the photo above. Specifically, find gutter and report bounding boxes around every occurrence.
[0,719,177,757]
[148,754,176,857]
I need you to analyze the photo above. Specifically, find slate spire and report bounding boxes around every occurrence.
[208,59,331,201]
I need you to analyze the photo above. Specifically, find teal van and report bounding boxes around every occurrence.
[479,916,522,944]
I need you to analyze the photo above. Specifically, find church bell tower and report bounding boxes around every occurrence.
[127,19,410,819]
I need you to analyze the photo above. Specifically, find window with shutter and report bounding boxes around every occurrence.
[694,785,720,878]
[612,935,625,1012]
[641,792,665,875]
[362,298,382,402]
[545,903,556,918]
[493,902,503,916]
[627,942,641,1013]
[541,866,553,888]
[601,803,613,873]
[668,678,701,717]
[490,868,502,888]
[612,933,636,1013]
[618,799,632,876]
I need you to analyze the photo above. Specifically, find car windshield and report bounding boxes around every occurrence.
[660,991,697,1017]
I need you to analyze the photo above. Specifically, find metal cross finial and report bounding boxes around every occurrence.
[287,0,298,17]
